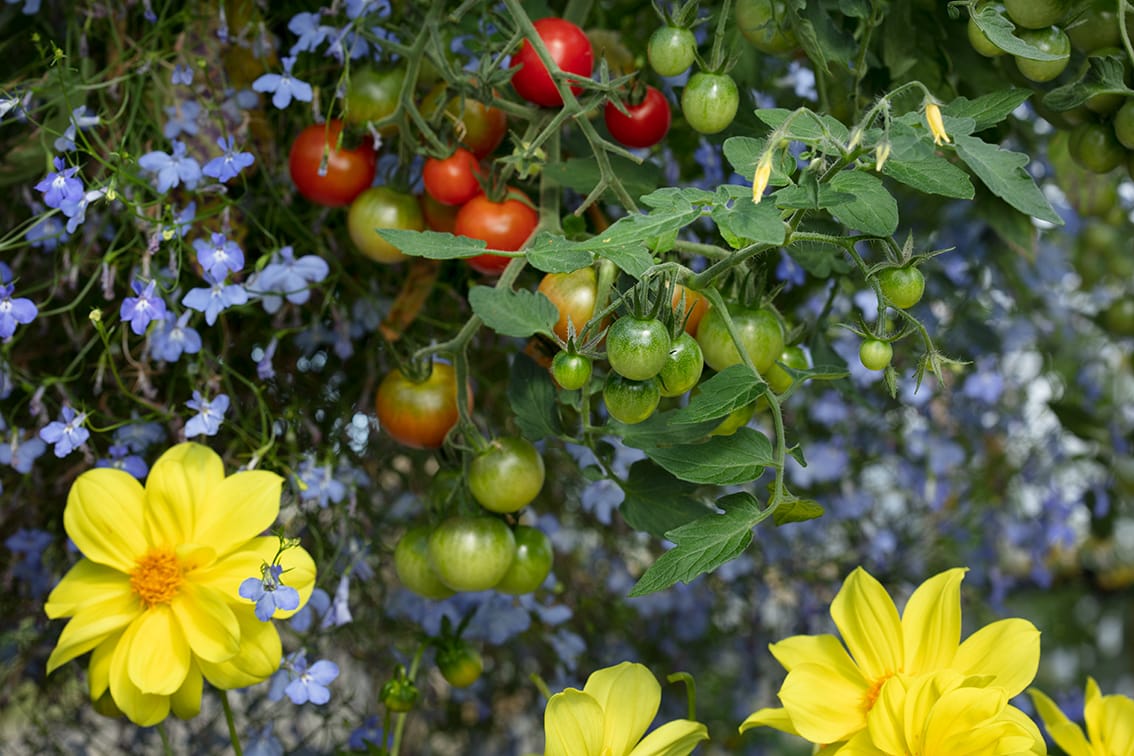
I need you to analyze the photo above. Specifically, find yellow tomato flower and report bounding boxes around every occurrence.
[838,670,1045,755]
[752,150,774,204]
[44,442,315,727]
[740,567,1041,745]
[1030,677,1134,755]
[543,661,709,756]
[924,102,950,146]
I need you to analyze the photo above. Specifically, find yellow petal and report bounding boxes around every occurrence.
[953,618,1040,697]
[109,618,171,726]
[1091,689,1134,754]
[1030,688,1091,756]
[170,580,241,663]
[127,606,190,695]
[583,662,660,755]
[170,659,204,720]
[64,468,148,573]
[901,568,964,674]
[831,568,902,682]
[771,634,866,682]
[194,470,282,558]
[628,719,709,756]
[867,675,910,755]
[779,661,871,744]
[738,706,798,735]
[195,537,316,619]
[544,689,604,756]
[46,591,142,675]
[922,685,1011,756]
[199,607,281,689]
[144,443,224,549]
[88,632,121,702]
[45,558,132,618]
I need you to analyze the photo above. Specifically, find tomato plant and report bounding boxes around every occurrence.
[375,362,464,449]
[1013,27,1071,82]
[696,305,786,375]
[454,192,539,275]
[672,285,711,336]
[764,345,809,395]
[736,0,798,55]
[510,17,594,107]
[468,436,545,514]
[681,72,739,135]
[1116,100,1134,150]
[604,86,672,149]
[420,192,460,233]
[1069,122,1125,174]
[657,332,704,397]
[422,85,509,158]
[494,526,554,595]
[288,120,377,207]
[348,186,424,264]
[859,339,894,371]
[345,67,406,134]
[427,516,516,592]
[539,267,598,342]
[394,525,455,599]
[606,315,672,381]
[1003,0,1068,29]
[648,26,697,77]
[603,374,661,425]
[423,148,483,206]
[436,644,484,688]
[551,351,593,390]
[878,265,926,309]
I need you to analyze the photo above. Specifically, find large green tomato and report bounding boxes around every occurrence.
[695,305,785,375]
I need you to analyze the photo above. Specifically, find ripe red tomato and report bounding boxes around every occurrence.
[511,17,594,107]
[423,148,484,207]
[288,120,377,207]
[421,85,509,158]
[420,192,460,233]
[454,191,539,275]
[375,362,467,449]
[671,285,710,335]
[539,267,598,342]
[604,86,672,149]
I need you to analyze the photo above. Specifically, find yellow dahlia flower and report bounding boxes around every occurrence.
[740,567,1041,746]
[44,442,315,726]
[544,661,709,756]
[1030,677,1134,756]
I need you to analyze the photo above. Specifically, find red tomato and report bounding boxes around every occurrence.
[288,120,377,207]
[423,148,484,206]
[375,363,468,449]
[511,18,594,107]
[454,192,539,276]
[420,193,460,233]
[604,86,672,149]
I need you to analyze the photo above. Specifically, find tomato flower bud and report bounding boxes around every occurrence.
[752,150,774,204]
[924,101,950,145]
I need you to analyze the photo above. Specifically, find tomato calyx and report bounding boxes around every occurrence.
[380,665,420,713]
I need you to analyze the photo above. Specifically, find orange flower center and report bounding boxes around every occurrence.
[130,548,184,607]
[862,673,894,714]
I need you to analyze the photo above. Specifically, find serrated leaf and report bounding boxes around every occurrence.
[1044,54,1132,112]
[542,155,662,201]
[629,492,768,596]
[598,244,656,278]
[674,364,766,424]
[953,134,1062,225]
[723,137,795,184]
[882,155,975,200]
[618,461,712,539]
[376,229,488,259]
[786,239,851,276]
[773,497,825,525]
[644,427,773,485]
[942,90,1033,132]
[828,172,899,236]
[507,353,562,441]
[755,108,850,143]
[612,409,721,448]
[468,286,558,338]
[772,173,854,211]
[712,200,786,248]
[525,232,596,273]
[970,5,1065,61]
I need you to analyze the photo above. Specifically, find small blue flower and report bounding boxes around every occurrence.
[296,458,346,508]
[0,431,47,472]
[240,563,301,622]
[252,56,314,110]
[325,574,353,626]
[113,420,165,453]
[163,99,201,140]
[243,724,283,756]
[288,587,330,633]
[161,201,196,241]
[94,443,148,479]
[285,657,339,705]
[150,310,202,363]
[25,213,69,251]
[348,716,390,751]
[35,157,84,209]
[119,278,167,335]
[184,391,229,437]
[53,106,100,152]
[288,12,333,54]
[5,0,41,16]
[0,283,38,339]
[39,406,90,458]
[202,136,254,183]
[255,338,278,380]
[138,140,202,193]
[193,232,244,280]
[247,246,330,314]
[171,64,194,86]
[59,187,107,234]
[181,273,248,325]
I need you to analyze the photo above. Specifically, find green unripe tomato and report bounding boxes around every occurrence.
[736,0,798,55]
[681,72,740,135]
[494,526,554,595]
[764,345,809,394]
[648,26,697,77]
[695,305,786,376]
[603,374,661,424]
[859,339,894,371]
[1114,100,1134,150]
[427,516,516,592]
[878,265,926,309]
[551,351,593,391]
[437,644,483,688]
[1069,122,1125,174]
[657,332,705,397]
[967,14,1006,57]
[468,437,545,514]
[1004,0,1068,29]
[606,315,671,381]
[394,525,456,600]
[1013,27,1071,82]
[709,402,757,436]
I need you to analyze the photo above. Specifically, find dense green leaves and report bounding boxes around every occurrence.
[618,461,712,539]
[676,365,766,423]
[827,172,899,236]
[507,354,562,441]
[968,4,1066,61]
[468,286,558,338]
[644,428,774,485]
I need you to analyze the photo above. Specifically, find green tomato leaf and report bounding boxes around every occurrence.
[942,90,1033,132]
[376,229,487,259]
[525,232,597,273]
[674,364,766,424]
[969,5,1065,60]
[755,107,850,143]
[952,134,1062,225]
[597,244,656,278]
[618,461,713,539]
[628,492,769,596]
[468,286,558,338]
[882,134,975,200]
[773,497,825,526]
[542,155,663,202]
[786,238,851,276]
[827,171,899,236]
[612,409,722,448]
[1044,54,1133,112]
[711,200,786,248]
[644,427,774,485]
[723,137,795,185]
[507,353,562,441]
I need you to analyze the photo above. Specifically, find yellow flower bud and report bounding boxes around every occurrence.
[752,151,774,204]
[875,142,891,172]
[924,101,950,146]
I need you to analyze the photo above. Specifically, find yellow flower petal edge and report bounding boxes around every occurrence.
[1031,678,1134,756]
[583,662,661,755]
[545,689,605,756]
[44,442,314,726]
